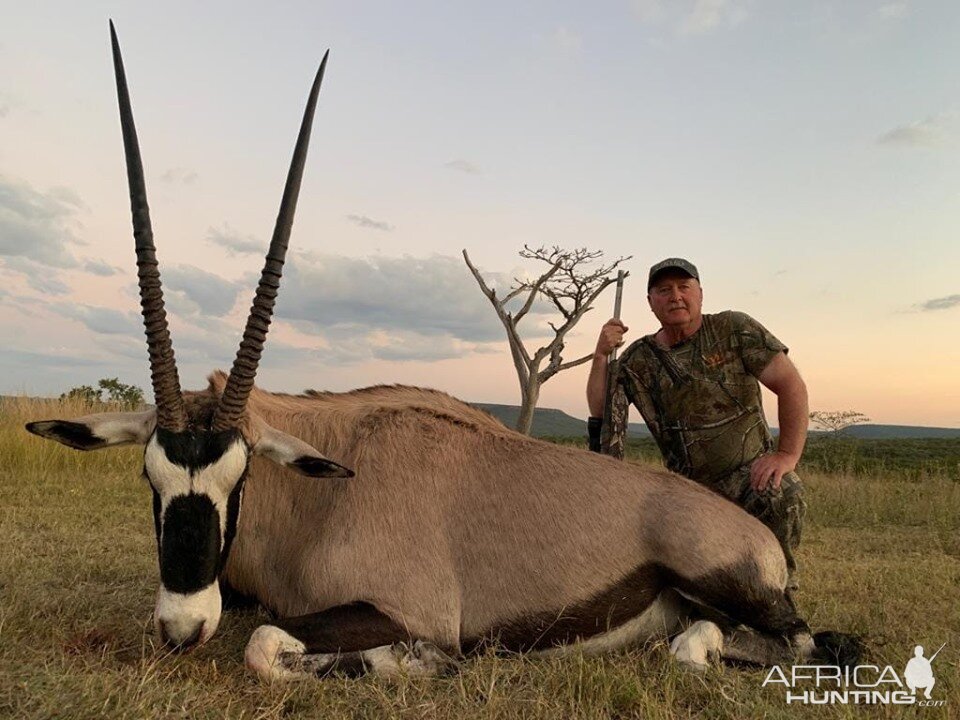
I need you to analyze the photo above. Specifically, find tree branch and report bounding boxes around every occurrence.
[463,249,532,376]
[514,263,561,324]
[537,351,593,384]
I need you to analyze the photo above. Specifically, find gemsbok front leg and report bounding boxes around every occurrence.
[244,601,460,679]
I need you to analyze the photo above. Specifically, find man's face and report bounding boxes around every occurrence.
[647,272,703,328]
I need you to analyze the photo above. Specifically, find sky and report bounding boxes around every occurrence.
[1,1,959,427]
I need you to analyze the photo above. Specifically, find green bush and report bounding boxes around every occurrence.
[59,378,145,409]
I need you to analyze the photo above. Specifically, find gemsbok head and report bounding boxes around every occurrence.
[25,22,351,649]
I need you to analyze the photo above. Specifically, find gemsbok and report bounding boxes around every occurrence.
[26,23,862,680]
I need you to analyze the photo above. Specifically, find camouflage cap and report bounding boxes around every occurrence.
[647,258,699,290]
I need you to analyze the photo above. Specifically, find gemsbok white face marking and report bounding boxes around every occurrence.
[155,582,223,648]
[145,434,249,520]
[145,433,250,647]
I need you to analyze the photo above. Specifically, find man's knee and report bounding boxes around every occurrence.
[778,472,807,550]
[734,470,806,560]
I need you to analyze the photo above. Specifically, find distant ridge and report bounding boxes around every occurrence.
[470,403,960,440]
[837,424,960,439]
[471,403,651,438]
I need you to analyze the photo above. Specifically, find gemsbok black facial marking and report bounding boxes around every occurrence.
[160,494,222,593]
[155,427,243,470]
[151,476,247,593]
[150,485,162,553]
[220,473,247,568]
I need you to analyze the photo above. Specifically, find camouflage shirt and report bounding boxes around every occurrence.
[601,311,787,485]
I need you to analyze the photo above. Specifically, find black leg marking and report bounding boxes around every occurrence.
[813,631,865,668]
[276,601,414,654]
[719,626,794,667]
[280,649,370,678]
[219,577,260,611]
[668,559,809,638]
[464,563,663,654]
[665,560,864,669]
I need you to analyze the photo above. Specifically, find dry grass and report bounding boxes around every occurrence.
[1,396,957,719]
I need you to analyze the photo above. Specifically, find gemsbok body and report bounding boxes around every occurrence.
[26,23,861,680]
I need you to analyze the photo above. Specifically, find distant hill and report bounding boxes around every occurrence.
[835,424,960,439]
[471,403,960,440]
[471,403,651,438]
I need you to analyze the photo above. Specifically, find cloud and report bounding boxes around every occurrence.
[164,323,237,366]
[156,318,328,369]
[631,0,748,37]
[366,330,476,362]
[27,273,71,296]
[0,256,71,295]
[917,294,960,311]
[259,252,556,363]
[878,2,910,20]
[162,264,243,316]
[346,214,394,232]
[83,259,121,277]
[444,159,482,175]
[279,254,514,342]
[0,348,106,370]
[206,224,264,255]
[50,303,143,336]
[631,0,664,23]
[680,0,748,36]
[551,27,583,54]
[0,176,86,268]
[0,92,14,119]
[95,335,152,362]
[877,113,954,147]
[160,167,199,185]
[102,251,556,366]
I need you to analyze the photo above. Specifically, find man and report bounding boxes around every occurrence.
[586,258,808,592]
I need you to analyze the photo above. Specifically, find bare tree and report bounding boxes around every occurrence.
[463,245,630,435]
[809,410,871,436]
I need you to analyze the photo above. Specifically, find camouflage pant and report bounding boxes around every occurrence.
[709,466,807,593]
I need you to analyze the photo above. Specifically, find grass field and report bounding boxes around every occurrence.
[1,396,957,719]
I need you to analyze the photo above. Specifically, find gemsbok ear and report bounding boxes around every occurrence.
[25,409,157,451]
[252,422,354,479]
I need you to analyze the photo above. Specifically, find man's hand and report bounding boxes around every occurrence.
[595,318,629,356]
[750,451,798,492]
